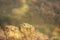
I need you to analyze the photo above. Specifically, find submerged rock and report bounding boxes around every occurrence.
[0,23,49,40]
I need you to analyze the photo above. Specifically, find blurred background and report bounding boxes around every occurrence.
[0,0,60,40]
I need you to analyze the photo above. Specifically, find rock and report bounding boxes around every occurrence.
[20,23,49,40]
[3,25,22,40]
[0,23,49,40]
[0,27,6,40]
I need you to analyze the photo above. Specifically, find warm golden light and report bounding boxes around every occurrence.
[12,0,29,15]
